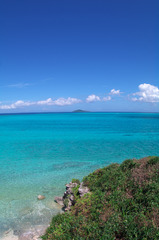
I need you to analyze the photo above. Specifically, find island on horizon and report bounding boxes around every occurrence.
[72,109,90,113]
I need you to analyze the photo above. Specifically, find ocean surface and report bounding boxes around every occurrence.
[0,112,159,237]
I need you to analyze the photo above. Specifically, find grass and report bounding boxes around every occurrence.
[42,156,159,240]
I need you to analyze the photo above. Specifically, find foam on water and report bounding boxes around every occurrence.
[0,112,159,237]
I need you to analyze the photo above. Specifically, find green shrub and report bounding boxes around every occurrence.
[63,198,69,207]
[146,156,159,167]
[42,156,159,240]
[72,178,80,185]
[120,159,136,172]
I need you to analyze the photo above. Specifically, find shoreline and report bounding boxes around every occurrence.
[1,201,63,240]
[42,156,159,239]
[2,225,48,240]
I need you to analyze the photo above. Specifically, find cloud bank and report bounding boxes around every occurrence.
[0,100,34,109]
[0,94,112,109]
[1,83,158,111]
[37,97,81,106]
[0,97,82,109]
[132,83,159,102]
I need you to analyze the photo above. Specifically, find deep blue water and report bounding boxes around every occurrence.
[0,112,159,236]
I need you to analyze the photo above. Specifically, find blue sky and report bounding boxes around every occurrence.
[0,0,159,112]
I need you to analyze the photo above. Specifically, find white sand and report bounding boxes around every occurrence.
[2,229,18,240]
[2,225,47,240]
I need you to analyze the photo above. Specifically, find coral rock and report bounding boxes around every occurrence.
[37,195,45,200]
[54,196,64,206]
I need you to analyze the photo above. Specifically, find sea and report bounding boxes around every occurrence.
[0,112,159,238]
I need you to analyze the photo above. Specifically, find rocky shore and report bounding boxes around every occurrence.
[55,180,90,211]
[3,157,159,239]
[42,157,159,240]
[2,180,89,240]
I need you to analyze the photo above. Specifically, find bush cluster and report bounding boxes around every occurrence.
[42,156,159,240]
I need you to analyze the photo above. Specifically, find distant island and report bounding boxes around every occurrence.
[72,109,89,113]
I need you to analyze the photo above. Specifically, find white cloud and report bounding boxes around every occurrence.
[110,89,121,95]
[37,98,53,105]
[37,97,81,106]
[53,97,81,106]
[103,96,111,101]
[86,94,112,103]
[132,83,159,102]
[0,97,81,110]
[7,83,31,88]
[131,97,138,102]
[0,100,34,109]
[86,94,100,103]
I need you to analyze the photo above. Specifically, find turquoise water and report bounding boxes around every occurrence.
[0,112,159,236]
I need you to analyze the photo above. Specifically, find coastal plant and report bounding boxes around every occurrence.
[42,156,159,240]
[72,184,80,202]
[72,178,80,185]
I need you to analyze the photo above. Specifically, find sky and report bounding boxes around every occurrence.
[0,0,159,113]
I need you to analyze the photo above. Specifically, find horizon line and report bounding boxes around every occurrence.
[0,111,159,116]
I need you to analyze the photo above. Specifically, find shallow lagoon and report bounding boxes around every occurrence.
[0,112,159,237]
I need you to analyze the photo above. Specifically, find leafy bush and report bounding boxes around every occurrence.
[42,156,159,240]
[146,156,159,167]
[120,159,136,172]
[72,178,80,185]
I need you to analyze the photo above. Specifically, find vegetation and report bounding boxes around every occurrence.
[72,178,80,185]
[72,109,89,113]
[42,156,159,240]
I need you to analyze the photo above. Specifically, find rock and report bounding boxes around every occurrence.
[54,181,90,211]
[54,196,64,206]
[54,182,77,210]
[70,195,74,201]
[64,199,72,211]
[37,195,45,200]
[66,182,77,189]
[78,182,90,197]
